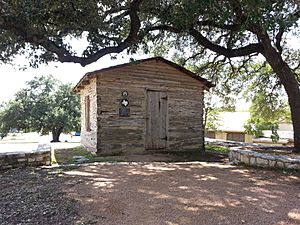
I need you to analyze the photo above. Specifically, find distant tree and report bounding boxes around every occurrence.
[203,93,222,132]
[244,91,291,142]
[241,62,291,142]
[0,75,80,142]
[0,108,9,139]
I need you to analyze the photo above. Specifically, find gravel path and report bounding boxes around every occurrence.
[0,162,299,225]
[0,168,80,225]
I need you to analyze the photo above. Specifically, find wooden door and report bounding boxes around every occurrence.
[145,91,168,149]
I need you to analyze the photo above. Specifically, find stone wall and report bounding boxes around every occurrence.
[80,77,98,152]
[229,147,300,170]
[0,144,51,170]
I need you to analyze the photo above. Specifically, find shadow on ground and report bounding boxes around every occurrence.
[0,154,299,225]
[62,162,300,225]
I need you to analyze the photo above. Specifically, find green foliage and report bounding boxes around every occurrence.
[241,62,291,142]
[244,118,280,142]
[0,108,9,139]
[205,144,230,154]
[204,106,222,131]
[52,146,94,165]
[0,0,136,67]
[0,75,80,141]
[0,0,298,67]
[244,91,290,143]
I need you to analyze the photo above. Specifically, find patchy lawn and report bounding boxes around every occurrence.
[0,162,299,225]
[52,146,95,165]
[205,144,230,154]
[51,145,228,165]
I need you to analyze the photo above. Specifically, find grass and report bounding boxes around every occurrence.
[50,144,230,165]
[51,146,125,165]
[205,144,230,154]
[51,146,95,165]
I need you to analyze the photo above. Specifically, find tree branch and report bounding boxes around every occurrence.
[56,0,143,66]
[275,27,284,54]
[0,0,144,67]
[147,24,263,58]
[196,20,241,31]
[188,28,263,58]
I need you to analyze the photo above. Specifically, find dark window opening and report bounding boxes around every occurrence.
[85,96,91,131]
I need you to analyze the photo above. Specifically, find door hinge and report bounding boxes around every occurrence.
[162,136,168,141]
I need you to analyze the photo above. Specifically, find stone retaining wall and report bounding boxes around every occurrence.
[0,144,51,170]
[229,147,300,170]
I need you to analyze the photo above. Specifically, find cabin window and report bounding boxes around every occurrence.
[85,96,91,131]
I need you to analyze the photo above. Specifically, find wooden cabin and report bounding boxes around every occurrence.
[74,57,214,155]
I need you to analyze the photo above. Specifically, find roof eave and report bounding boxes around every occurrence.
[73,57,215,92]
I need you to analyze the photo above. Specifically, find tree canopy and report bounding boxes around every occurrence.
[1,0,300,150]
[0,75,80,142]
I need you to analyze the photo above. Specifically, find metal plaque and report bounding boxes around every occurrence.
[122,91,128,97]
[119,107,130,117]
[121,99,129,107]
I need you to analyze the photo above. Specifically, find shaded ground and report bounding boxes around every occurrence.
[0,167,80,225]
[52,145,229,165]
[0,161,299,225]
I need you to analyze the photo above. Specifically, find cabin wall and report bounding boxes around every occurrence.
[80,77,98,152]
[96,60,205,155]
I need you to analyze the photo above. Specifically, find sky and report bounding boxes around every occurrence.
[0,35,152,103]
[0,52,149,103]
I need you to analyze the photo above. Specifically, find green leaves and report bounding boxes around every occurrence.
[0,75,80,140]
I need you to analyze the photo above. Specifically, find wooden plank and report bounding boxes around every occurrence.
[145,91,168,150]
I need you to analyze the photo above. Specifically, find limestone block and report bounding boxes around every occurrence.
[276,161,285,168]
[286,163,300,169]
[256,157,269,166]
[268,160,277,167]
[1,165,13,169]
[241,154,250,164]
[35,156,44,162]
[28,158,36,163]
[17,158,27,163]
[249,157,256,165]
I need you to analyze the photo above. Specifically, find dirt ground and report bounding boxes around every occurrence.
[0,160,299,225]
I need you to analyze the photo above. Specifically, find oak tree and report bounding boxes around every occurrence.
[0,75,80,142]
[0,0,300,150]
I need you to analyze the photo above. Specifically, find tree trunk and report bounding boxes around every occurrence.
[259,35,300,152]
[51,127,63,142]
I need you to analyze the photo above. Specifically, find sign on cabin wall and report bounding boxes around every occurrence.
[122,91,128,97]
[119,91,130,117]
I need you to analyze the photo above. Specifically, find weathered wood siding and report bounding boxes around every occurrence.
[80,77,98,152]
[95,59,205,154]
